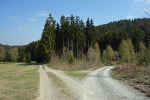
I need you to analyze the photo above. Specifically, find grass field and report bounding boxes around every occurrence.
[0,62,39,100]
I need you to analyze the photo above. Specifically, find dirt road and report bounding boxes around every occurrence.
[38,65,149,100]
[37,65,61,100]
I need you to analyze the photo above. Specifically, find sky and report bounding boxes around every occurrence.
[0,0,150,46]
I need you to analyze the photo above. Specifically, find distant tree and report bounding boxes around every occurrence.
[138,41,146,58]
[9,49,14,62]
[102,50,107,62]
[0,46,6,62]
[126,38,135,61]
[14,47,18,62]
[118,40,129,61]
[106,45,113,61]
[93,42,101,61]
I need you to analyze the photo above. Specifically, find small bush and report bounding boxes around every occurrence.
[69,50,75,63]
[87,47,96,61]
[101,57,107,63]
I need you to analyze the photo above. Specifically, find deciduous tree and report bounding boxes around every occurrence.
[0,46,6,62]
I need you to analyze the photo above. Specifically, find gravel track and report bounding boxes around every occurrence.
[39,65,149,100]
[37,65,61,100]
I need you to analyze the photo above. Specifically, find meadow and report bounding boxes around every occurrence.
[0,62,39,100]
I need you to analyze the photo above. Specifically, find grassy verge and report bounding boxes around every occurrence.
[42,65,45,70]
[47,60,105,79]
[46,72,72,97]
[0,62,39,100]
[111,63,150,98]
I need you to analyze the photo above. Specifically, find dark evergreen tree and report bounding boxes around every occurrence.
[36,14,56,63]
[26,52,31,62]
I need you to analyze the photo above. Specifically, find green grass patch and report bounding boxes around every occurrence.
[46,60,105,79]
[64,65,105,79]
[65,71,87,79]
[0,63,39,100]
[47,72,72,97]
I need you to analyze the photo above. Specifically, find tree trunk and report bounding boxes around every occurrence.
[88,41,89,49]
[71,40,73,51]
[68,37,69,58]
[77,38,78,60]
[82,48,83,61]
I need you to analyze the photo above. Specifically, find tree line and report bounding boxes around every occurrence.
[0,41,38,62]
[35,14,96,63]
[0,14,150,65]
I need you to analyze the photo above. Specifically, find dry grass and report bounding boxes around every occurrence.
[112,62,150,97]
[47,58,104,78]
[0,63,39,100]
[46,72,73,97]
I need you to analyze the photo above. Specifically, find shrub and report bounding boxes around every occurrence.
[69,50,75,63]
[87,47,96,61]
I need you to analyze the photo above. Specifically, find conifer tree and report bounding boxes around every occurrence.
[55,22,60,56]
[26,52,31,62]
[36,14,56,63]
[60,15,66,50]
[85,17,91,50]
[79,19,86,60]
[90,18,96,46]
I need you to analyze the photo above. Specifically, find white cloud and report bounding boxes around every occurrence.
[66,14,71,17]
[39,10,48,12]
[126,15,134,19]
[35,12,48,16]
[134,0,144,1]
[28,18,37,21]
[144,8,150,12]
[9,16,18,19]
[146,0,150,4]
[134,0,150,4]
[18,27,30,30]
[35,10,49,17]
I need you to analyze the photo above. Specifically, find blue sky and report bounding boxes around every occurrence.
[0,0,150,45]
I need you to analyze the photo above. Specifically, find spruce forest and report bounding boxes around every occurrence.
[0,14,150,65]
